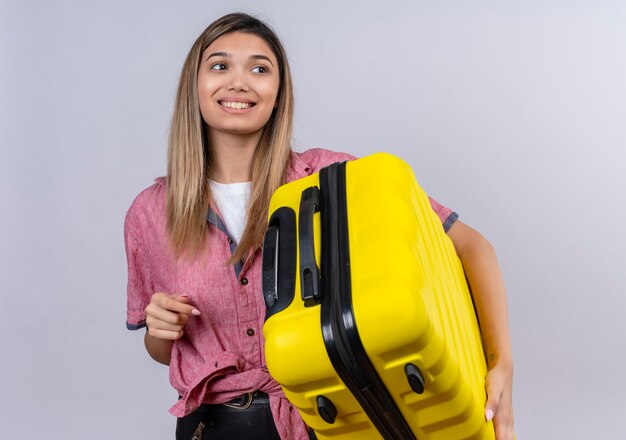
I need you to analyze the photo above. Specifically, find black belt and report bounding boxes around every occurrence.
[222,391,268,409]
[176,391,317,440]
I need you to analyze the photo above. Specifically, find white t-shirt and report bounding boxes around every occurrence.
[209,180,251,244]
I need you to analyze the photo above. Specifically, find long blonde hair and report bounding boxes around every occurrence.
[167,13,294,262]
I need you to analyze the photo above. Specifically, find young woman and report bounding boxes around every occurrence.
[124,12,514,440]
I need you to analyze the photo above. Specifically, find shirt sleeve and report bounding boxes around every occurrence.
[124,206,152,330]
[427,196,459,233]
[301,148,357,173]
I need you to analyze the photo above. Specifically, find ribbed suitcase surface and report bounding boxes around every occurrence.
[262,153,495,439]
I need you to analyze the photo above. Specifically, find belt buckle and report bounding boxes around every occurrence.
[223,392,254,410]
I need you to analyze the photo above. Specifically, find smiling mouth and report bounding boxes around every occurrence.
[219,101,256,110]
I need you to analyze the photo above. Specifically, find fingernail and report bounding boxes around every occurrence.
[485,409,494,421]
[191,308,201,316]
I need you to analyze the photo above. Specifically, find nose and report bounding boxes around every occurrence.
[226,68,249,92]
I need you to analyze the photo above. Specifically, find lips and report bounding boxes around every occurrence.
[219,100,256,110]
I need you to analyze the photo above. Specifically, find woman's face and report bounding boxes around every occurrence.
[197,31,280,139]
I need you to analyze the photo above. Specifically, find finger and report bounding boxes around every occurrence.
[484,383,501,422]
[165,294,201,316]
[493,392,514,438]
[485,395,500,421]
[177,293,191,303]
[146,302,190,326]
[147,327,184,340]
[494,412,515,440]
[175,294,201,315]
[145,314,186,332]
[494,424,515,440]
[153,293,201,316]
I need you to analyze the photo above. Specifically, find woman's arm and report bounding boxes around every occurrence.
[143,292,201,366]
[447,220,515,439]
[144,332,174,365]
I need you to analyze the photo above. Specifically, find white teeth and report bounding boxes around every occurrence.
[222,101,252,109]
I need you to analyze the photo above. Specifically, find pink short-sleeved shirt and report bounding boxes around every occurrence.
[124,148,458,439]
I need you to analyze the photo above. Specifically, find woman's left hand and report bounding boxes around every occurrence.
[485,364,515,439]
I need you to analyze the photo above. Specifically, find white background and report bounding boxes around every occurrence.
[1,0,625,438]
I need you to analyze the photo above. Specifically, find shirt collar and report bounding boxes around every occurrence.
[153,151,312,189]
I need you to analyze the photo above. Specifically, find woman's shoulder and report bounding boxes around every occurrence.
[124,177,167,230]
[290,148,357,174]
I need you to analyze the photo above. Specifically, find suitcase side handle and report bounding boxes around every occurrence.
[262,207,297,319]
[299,186,322,307]
[262,224,280,309]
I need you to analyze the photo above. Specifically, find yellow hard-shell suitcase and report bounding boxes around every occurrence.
[261,153,495,439]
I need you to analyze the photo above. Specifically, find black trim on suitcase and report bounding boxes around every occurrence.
[262,207,297,319]
[318,162,418,440]
[299,186,323,307]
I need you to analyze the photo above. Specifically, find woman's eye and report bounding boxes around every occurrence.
[251,65,268,74]
[210,63,227,71]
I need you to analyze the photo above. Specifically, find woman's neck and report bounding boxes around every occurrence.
[208,130,262,183]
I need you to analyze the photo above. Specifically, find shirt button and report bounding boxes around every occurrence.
[246,328,255,336]
[240,277,248,286]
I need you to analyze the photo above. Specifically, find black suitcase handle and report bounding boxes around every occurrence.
[299,186,322,307]
[262,207,297,319]
[262,224,280,309]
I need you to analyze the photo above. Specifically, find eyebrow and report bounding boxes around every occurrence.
[206,52,275,67]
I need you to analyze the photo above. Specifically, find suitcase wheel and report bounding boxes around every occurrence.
[316,395,337,424]
[405,363,426,394]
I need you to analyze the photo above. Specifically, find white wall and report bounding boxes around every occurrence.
[1,0,624,438]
